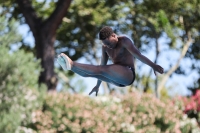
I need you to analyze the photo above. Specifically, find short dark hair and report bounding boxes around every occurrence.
[99,26,114,40]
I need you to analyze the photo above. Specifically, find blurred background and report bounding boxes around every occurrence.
[0,0,200,132]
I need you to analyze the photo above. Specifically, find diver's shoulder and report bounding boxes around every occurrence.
[118,35,133,46]
[118,35,132,41]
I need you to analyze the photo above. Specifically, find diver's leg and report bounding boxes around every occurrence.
[57,53,133,86]
[72,69,125,86]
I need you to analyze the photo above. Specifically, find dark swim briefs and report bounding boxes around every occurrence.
[119,66,135,87]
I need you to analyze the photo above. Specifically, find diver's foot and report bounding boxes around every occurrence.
[57,53,72,70]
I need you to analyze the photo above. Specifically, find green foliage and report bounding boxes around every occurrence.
[0,16,46,133]
[28,92,199,133]
[0,16,21,48]
[156,10,176,45]
[31,0,56,20]
[0,46,46,133]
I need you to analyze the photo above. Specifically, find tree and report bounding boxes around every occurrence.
[1,0,72,91]
[17,0,72,91]
[114,0,200,97]
[153,0,200,97]
[1,0,127,92]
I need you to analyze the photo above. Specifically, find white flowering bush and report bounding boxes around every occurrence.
[28,92,200,133]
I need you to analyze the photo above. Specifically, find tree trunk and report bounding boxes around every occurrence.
[35,28,57,91]
[16,0,72,91]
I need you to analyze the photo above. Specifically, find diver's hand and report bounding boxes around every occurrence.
[89,86,99,96]
[153,64,164,76]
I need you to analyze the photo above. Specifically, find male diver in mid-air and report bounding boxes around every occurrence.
[57,26,164,96]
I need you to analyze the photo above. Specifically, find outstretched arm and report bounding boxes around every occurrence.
[89,46,109,96]
[124,37,164,75]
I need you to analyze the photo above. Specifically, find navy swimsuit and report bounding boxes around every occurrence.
[119,66,135,87]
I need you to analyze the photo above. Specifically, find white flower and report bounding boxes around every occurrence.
[121,123,135,132]
[112,97,121,103]
[183,114,188,120]
[16,126,35,133]
[190,118,197,126]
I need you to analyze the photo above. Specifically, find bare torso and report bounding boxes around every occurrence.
[103,36,135,68]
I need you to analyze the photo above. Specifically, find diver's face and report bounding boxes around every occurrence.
[102,34,118,49]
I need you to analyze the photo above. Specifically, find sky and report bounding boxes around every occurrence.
[18,24,199,96]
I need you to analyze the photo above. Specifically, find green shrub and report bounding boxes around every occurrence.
[29,92,200,133]
[0,46,46,133]
[0,15,46,133]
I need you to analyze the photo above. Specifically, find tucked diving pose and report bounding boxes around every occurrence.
[57,26,164,96]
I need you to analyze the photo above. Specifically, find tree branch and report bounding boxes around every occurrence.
[16,0,41,35]
[157,32,193,97]
[44,0,72,36]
